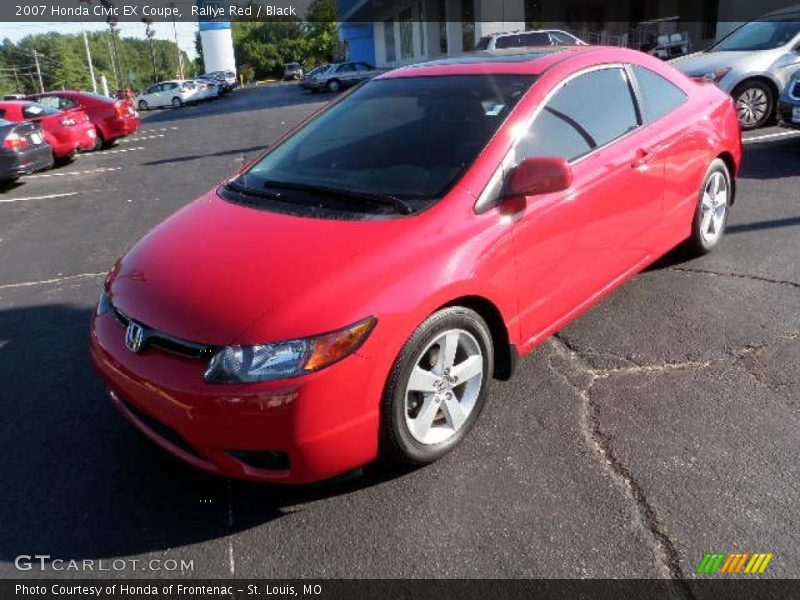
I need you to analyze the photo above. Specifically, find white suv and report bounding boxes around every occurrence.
[476,30,587,51]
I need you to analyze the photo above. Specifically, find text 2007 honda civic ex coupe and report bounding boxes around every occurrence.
[91,47,742,483]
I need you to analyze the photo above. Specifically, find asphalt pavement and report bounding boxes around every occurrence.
[0,84,798,585]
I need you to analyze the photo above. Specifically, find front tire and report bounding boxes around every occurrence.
[138,100,149,111]
[380,307,493,465]
[326,79,341,93]
[171,97,183,108]
[686,158,731,255]
[733,80,773,130]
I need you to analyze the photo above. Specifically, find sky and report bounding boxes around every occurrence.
[0,21,199,60]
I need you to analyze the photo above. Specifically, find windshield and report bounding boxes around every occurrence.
[240,74,536,209]
[307,65,330,77]
[711,18,800,51]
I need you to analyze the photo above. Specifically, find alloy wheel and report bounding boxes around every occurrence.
[404,329,484,445]
[699,171,728,245]
[736,87,768,128]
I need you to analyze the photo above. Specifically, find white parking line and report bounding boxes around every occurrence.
[0,272,105,290]
[139,127,178,134]
[24,167,122,179]
[0,191,78,203]
[743,130,800,144]
[121,134,165,143]
[77,146,146,157]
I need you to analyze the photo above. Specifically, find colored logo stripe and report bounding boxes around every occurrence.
[696,553,773,574]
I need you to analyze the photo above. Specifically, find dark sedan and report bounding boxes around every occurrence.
[0,119,53,182]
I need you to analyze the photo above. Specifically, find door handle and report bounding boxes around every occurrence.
[631,147,656,169]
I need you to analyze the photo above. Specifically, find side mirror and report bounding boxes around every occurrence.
[507,157,572,197]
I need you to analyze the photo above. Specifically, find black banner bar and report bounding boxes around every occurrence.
[5,579,800,600]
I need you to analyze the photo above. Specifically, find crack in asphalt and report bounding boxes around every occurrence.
[546,336,693,590]
[666,266,800,290]
[546,327,799,589]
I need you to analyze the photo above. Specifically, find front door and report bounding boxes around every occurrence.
[511,66,665,344]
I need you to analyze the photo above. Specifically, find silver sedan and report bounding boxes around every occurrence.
[671,10,800,129]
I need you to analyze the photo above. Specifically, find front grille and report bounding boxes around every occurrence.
[112,304,216,359]
[227,449,290,471]
[118,395,206,460]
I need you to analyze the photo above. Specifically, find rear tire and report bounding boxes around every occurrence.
[685,158,731,255]
[380,307,493,465]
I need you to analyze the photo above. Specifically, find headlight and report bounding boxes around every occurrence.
[96,290,112,316]
[204,317,376,384]
[700,68,731,84]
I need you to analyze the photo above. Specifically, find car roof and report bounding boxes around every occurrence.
[380,46,607,78]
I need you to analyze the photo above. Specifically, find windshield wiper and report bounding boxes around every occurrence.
[224,178,283,201]
[261,180,416,215]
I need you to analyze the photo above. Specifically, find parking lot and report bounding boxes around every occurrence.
[1,83,799,581]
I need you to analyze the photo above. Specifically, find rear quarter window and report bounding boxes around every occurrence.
[631,65,687,122]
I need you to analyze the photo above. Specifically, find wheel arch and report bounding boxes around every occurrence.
[439,295,517,381]
[717,151,737,205]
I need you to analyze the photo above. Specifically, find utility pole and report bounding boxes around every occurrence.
[32,50,44,93]
[12,66,21,93]
[169,2,184,80]
[143,18,157,84]
[106,33,118,89]
[109,20,124,89]
[80,19,98,93]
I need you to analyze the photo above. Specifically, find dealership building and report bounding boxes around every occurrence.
[338,0,797,68]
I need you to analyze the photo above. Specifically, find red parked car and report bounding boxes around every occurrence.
[91,47,742,484]
[28,91,140,149]
[0,101,96,160]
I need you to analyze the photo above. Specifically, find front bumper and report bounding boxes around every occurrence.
[778,99,800,128]
[90,310,382,484]
[0,143,54,179]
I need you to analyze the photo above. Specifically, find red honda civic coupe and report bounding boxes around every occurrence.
[0,101,96,160]
[91,47,741,484]
[28,91,140,148]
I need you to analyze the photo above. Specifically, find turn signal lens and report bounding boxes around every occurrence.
[304,318,376,372]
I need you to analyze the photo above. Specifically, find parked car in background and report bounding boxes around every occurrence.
[0,119,53,181]
[114,89,137,102]
[300,62,380,93]
[194,79,220,101]
[91,47,741,484]
[476,29,587,50]
[3,94,27,101]
[283,62,303,80]
[778,69,800,127]
[0,101,96,160]
[670,7,800,129]
[135,81,195,110]
[200,71,238,92]
[27,91,139,149]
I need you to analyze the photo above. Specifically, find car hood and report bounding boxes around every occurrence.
[670,49,782,75]
[107,189,433,346]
